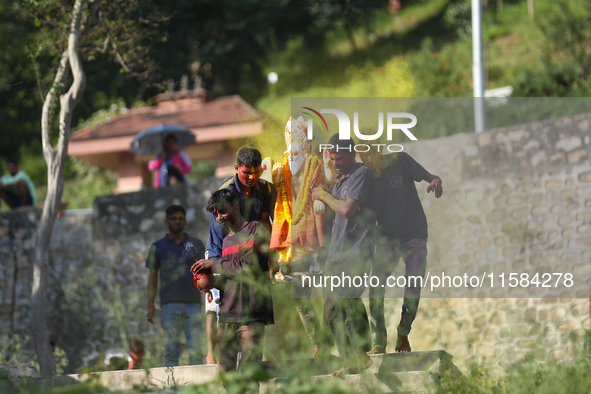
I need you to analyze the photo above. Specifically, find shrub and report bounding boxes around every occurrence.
[407,38,472,97]
[511,65,580,97]
[443,0,471,41]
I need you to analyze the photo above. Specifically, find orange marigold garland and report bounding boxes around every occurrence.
[281,153,292,224]
[291,155,320,225]
[279,154,322,225]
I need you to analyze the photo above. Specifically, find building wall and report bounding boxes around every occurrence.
[0,113,590,373]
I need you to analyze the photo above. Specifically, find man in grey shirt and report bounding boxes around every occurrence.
[312,134,375,377]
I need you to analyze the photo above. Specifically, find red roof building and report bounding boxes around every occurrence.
[70,89,262,193]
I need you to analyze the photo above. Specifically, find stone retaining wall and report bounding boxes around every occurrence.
[399,112,591,369]
[0,180,217,372]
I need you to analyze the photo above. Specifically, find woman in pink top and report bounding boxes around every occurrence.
[148,134,193,188]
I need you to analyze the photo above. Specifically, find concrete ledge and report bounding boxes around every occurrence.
[49,364,220,391]
[263,351,460,393]
[42,351,458,393]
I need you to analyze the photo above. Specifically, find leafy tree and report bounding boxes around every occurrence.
[0,0,44,170]
[2,0,387,172]
[148,0,386,101]
[19,0,161,375]
[0,0,163,178]
[443,0,471,40]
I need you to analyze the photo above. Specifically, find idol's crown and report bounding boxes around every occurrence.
[285,116,312,153]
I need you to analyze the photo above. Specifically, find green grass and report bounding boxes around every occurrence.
[438,351,591,394]
[258,0,590,121]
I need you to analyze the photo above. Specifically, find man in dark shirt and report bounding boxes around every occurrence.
[359,150,442,354]
[146,205,206,366]
[191,189,273,383]
[204,146,274,364]
[311,134,375,377]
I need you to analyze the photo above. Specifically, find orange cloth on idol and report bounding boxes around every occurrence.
[270,155,325,262]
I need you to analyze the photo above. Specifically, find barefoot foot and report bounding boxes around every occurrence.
[331,366,357,379]
[367,345,385,355]
[331,353,373,379]
[356,352,373,371]
[395,335,411,353]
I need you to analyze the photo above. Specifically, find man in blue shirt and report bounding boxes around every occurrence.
[146,205,205,367]
[359,150,442,354]
[205,146,274,258]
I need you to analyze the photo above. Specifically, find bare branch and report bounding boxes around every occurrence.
[138,17,159,27]
[111,41,130,73]
[40,51,69,159]
[100,11,130,73]
[26,46,45,103]
[0,81,23,91]
[56,0,88,157]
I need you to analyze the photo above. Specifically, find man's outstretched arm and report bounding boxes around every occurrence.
[422,173,443,198]
[312,187,361,219]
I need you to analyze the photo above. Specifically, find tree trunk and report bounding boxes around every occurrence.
[33,0,88,377]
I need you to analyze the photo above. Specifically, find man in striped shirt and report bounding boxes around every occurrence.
[191,189,273,379]
[203,146,274,364]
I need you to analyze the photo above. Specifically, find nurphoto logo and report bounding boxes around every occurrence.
[301,107,418,153]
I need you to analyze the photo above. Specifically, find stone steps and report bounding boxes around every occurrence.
[263,351,460,393]
[42,351,460,393]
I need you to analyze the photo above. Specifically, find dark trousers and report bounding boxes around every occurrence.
[369,239,427,348]
[1,186,33,208]
[217,322,265,374]
[291,252,334,349]
[325,297,370,366]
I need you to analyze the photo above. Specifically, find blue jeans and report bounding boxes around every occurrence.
[161,302,204,367]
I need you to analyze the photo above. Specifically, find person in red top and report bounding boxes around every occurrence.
[191,188,273,383]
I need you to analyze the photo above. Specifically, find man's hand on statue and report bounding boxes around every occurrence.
[323,149,331,165]
[322,151,336,183]
[272,162,283,185]
[427,178,443,199]
[311,187,326,201]
[313,200,326,215]
[191,259,212,273]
